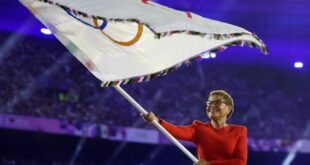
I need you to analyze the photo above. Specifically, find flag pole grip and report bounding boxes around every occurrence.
[114,85,198,163]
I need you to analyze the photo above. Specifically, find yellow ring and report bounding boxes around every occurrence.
[93,18,143,46]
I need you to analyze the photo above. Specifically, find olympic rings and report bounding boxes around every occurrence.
[93,18,143,46]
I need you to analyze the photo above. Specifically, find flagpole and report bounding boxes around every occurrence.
[114,85,198,163]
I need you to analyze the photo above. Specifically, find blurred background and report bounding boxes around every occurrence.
[0,0,309,164]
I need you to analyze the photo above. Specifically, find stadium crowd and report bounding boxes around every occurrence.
[0,33,309,141]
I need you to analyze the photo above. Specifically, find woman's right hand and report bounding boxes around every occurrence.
[142,112,158,123]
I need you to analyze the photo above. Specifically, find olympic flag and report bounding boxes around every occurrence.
[20,0,267,87]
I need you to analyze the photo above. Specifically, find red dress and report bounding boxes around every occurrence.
[159,119,247,165]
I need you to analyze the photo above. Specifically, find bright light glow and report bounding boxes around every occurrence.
[294,62,303,68]
[210,53,216,58]
[282,140,303,165]
[201,52,210,59]
[40,28,52,35]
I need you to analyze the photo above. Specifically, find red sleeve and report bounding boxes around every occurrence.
[159,119,197,143]
[210,127,248,165]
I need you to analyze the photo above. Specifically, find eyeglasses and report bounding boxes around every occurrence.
[206,100,227,106]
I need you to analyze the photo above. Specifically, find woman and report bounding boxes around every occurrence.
[143,90,247,165]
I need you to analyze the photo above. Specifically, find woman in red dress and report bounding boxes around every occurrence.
[143,90,247,165]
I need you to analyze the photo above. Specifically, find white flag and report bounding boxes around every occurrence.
[20,0,268,86]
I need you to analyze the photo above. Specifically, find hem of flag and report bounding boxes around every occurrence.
[101,39,269,87]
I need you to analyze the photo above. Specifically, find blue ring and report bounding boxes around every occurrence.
[64,8,107,30]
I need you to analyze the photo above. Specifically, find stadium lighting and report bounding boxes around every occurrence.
[210,53,216,58]
[294,62,303,68]
[40,28,52,35]
[282,140,303,165]
[201,52,210,59]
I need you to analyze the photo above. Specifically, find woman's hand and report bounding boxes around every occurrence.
[194,159,210,165]
[141,112,158,123]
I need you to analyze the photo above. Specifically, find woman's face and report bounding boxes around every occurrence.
[206,95,231,121]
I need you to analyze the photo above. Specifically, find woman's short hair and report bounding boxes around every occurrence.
[209,90,234,118]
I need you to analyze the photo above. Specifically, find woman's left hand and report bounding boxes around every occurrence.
[193,159,210,165]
